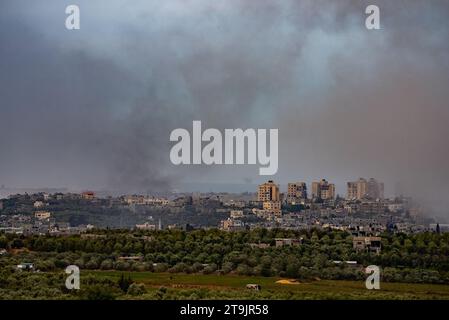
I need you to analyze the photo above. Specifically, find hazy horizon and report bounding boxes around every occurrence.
[1,1,449,218]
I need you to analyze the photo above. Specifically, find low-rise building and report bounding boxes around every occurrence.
[353,236,382,253]
[135,222,157,230]
[262,201,281,215]
[230,210,244,219]
[81,191,95,200]
[220,218,245,231]
[275,238,302,247]
[33,201,45,208]
[124,195,169,206]
[34,211,51,220]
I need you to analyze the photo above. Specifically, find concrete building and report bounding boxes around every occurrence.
[353,236,382,253]
[135,222,156,230]
[287,182,307,204]
[220,218,245,231]
[275,238,302,247]
[258,180,282,215]
[230,210,244,219]
[33,201,45,208]
[262,201,282,215]
[34,211,51,220]
[257,180,280,202]
[360,201,386,214]
[347,178,368,200]
[124,195,169,206]
[347,178,384,200]
[312,179,335,200]
[81,191,95,200]
[367,178,384,200]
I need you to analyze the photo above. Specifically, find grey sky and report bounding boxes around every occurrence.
[1,1,449,216]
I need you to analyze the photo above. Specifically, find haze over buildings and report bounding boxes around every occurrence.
[1,1,449,218]
[347,178,384,200]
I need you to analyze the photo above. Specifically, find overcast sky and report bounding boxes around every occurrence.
[1,1,449,215]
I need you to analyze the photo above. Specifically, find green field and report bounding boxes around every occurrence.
[85,271,449,300]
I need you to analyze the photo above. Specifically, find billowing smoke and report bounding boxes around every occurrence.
[1,1,449,217]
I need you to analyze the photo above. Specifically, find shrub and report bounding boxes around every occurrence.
[127,283,146,296]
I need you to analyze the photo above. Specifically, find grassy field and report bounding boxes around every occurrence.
[86,271,449,300]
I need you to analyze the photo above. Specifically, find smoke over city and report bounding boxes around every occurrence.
[1,1,449,217]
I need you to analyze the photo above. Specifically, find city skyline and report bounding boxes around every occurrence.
[2,0,449,306]
[0,176,392,199]
[1,1,449,218]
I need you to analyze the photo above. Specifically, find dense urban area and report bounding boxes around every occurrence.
[0,178,444,235]
[1,178,449,300]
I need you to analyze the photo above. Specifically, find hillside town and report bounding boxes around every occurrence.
[0,178,444,237]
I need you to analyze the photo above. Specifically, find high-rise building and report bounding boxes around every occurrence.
[258,180,281,215]
[367,178,384,200]
[287,182,307,204]
[347,182,358,200]
[347,178,368,200]
[311,182,320,199]
[347,178,384,200]
[257,180,280,202]
[311,179,335,200]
